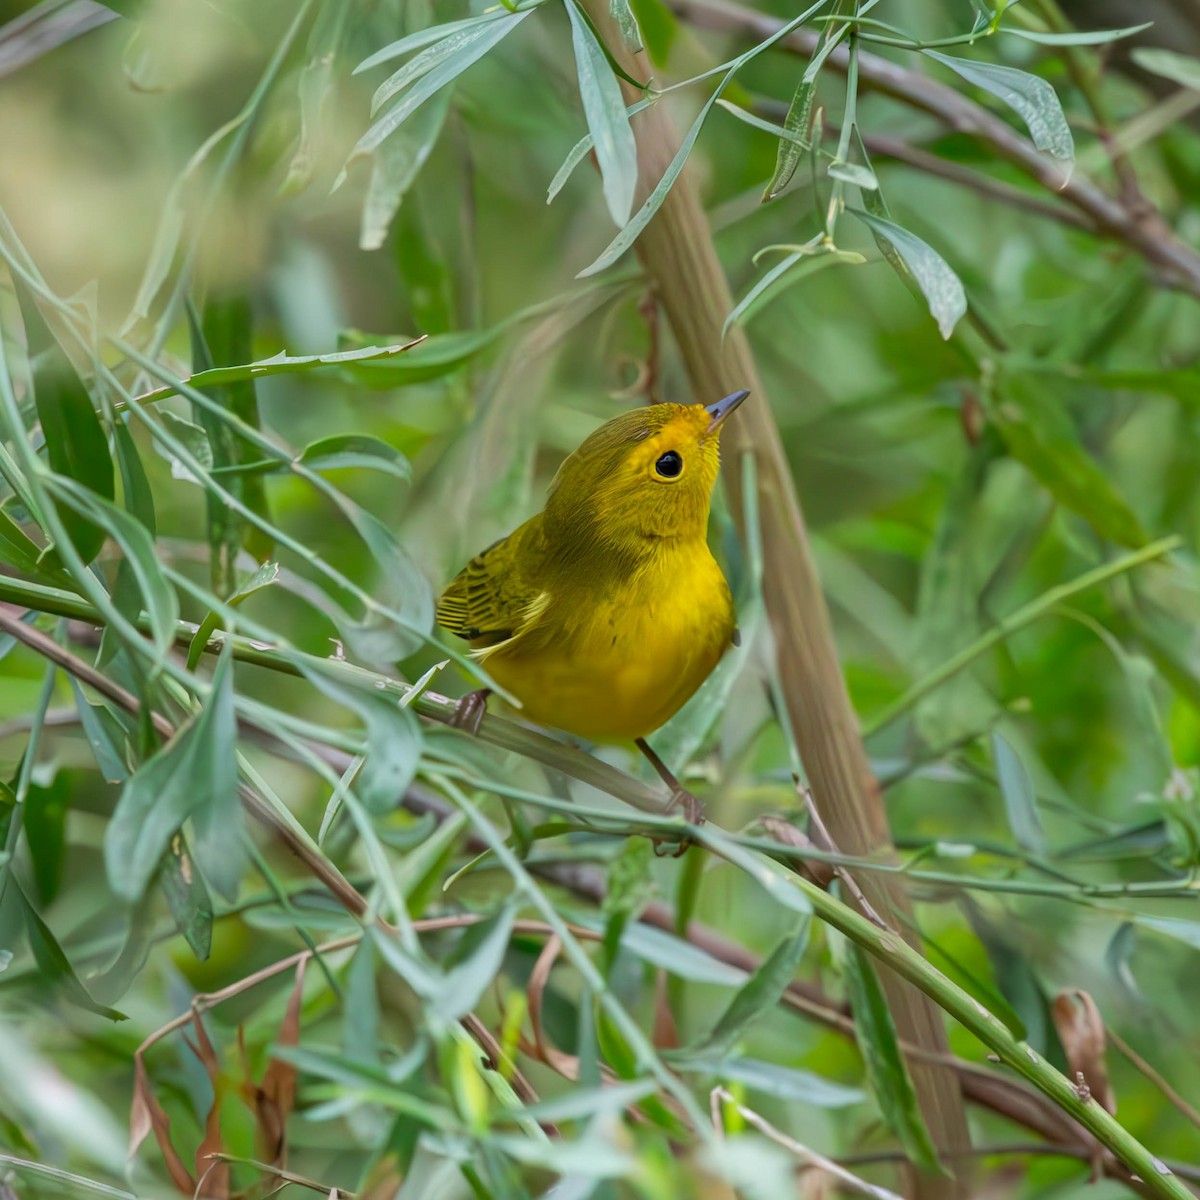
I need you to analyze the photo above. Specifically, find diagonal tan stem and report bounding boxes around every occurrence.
[578,6,971,1194]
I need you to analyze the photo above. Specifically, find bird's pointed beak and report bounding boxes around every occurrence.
[704,388,750,433]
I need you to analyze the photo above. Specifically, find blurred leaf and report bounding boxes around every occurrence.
[828,160,878,189]
[627,0,675,63]
[361,89,450,252]
[113,418,156,535]
[394,811,468,912]
[1105,922,1142,1004]
[298,664,423,814]
[1059,820,1169,862]
[991,732,1046,856]
[611,921,749,986]
[678,1056,865,1106]
[15,283,113,564]
[351,10,533,161]
[849,210,966,339]
[680,921,808,1059]
[609,0,642,52]
[282,1,350,195]
[344,939,381,1063]
[12,877,126,1020]
[438,901,517,1020]
[843,941,943,1176]
[1003,22,1151,45]
[225,435,412,481]
[154,409,213,483]
[725,247,864,335]
[1130,47,1200,91]
[924,51,1074,169]
[1135,915,1200,950]
[0,507,50,577]
[104,648,240,902]
[24,770,69,904]
[44,474,180,659]
[990,375,1147,547]
[159,832,213,960]
[354,11,508,76]
[965,900,1050,1051]
[564,0,638,227]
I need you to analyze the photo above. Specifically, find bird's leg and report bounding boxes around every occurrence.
[449,688,491,736]
[635,737,704,826]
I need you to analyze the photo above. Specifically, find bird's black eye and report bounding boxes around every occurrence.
[655,450,683,478]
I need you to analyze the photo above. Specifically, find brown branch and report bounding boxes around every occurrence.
[581,3,974,1195]
[669,0,1200,297]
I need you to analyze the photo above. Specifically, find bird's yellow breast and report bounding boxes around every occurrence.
[481,540,735,743]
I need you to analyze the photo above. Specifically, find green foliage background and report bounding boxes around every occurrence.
[0,0,1198,1197]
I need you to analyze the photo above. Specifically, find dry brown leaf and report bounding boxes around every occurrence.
[132,1056,196,1195]
[189,1015,229,1200]
[256,958,307,1166]
[1052,990,1116,1114]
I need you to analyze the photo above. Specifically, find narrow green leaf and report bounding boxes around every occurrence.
[282,1,350,195]
[827,160,878,189]
[350,11,533,161]
[991,732,1046,856]
[395,811,468,912]
[764,77,816,200]
[849,209,967,339]
[12,877,127,1021]
[361,89,450,252]
[341,330,504,388]
[24,772,69,905]
[677,1056,865,1107]
[565,0,638,227]
[187,649,245,901]
[439,901,517,1020]
[990,374,1147,547]
[725,248,864,335]
[15,283,114,564]
[684,922,809,1058]
[1135,915,1200,950]
[579,0,826,277]
[186,560,279,670]
[44,473,180,658]
[1060,820,1169,862]
[1129,47,1200,90]
[226,435,412,480]
[354,13,508,75]
[69,679,130,783]
[924,51,1074,170]
[613,921,749,986]
[298,663,424,814]
[159,831,214,960]
[0,507,50,577]
[136,339,427,404]
[844,942,944,1175]
[344,940,381,1063]
[1003,22,1151,46]
[104,648,240,902]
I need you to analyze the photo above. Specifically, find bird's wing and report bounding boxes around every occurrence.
[436,518,547,646]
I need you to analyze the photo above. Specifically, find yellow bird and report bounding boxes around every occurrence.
[436,389,748,818]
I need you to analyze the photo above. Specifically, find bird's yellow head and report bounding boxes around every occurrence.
[544,390,749,553]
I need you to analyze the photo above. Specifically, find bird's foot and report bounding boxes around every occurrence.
[653,786,705,858]
[448,688,491,736]
[667,785,705,827]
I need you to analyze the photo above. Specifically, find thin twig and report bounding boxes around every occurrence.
[712,1087,905,1200]
[1108,1027,1200,1134]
